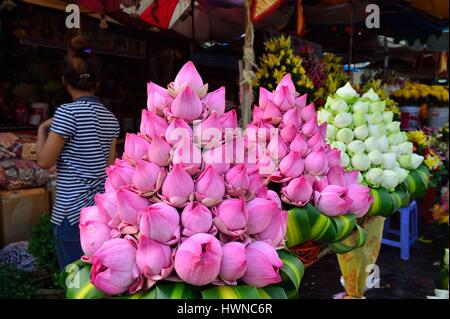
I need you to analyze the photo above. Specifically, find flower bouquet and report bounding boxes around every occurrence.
[61,62,304,299]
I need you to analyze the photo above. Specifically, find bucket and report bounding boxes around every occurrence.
[400,106,420,130]
[428,107,449,128]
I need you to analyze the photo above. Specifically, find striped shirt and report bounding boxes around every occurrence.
[50,96,120,226]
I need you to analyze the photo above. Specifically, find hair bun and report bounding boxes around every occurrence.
[69,35,93,58]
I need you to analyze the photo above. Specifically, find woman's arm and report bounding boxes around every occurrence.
[36,118,66,169]
[107,138,117,165]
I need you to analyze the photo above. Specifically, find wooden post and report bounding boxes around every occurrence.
[348,0,355,72]
[240,0,254,128]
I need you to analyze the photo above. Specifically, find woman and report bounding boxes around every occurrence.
[36,36,120,270]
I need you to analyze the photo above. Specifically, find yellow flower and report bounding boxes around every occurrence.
[432,202,449,224]
[407,130,428,146]
[424,154,442,170]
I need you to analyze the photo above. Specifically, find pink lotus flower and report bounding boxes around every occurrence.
[181,202,214,237]
[195,165,225,207]
[140,110,168,138]
[327,148,342,168]
[305,147,329,176]
[241,241,283,288]
[273,85,295,111]
[282,107,302,128]
[295,93,307,108]
[267,136,288,160]
[169,61,208,98]
[94,192,119,227]
[252,105,263,123]
[314,185,353,216]
[246,197,279,234]
[174,233,222,286]
[256,210,288,248]
[219,242,247,284]
[79,206,111,262]
[301,115,319,138]
[169,86,203,122]
[91,237,142,295]
[147,135,171,167]
[300,103,316,122]
[276,74,296,95]
[171,137,202,176]
[147,82,173,115]
[259,87,274,108]
[105,159,135,190]
[161,163,195,207]
[193,112,223,147]
[213,198,248,238]
[116,188,149,234]
[165,118,192,145]
[280,124,298,143]
[139,202,180,245]
[202,144,231,175]
[136,236,173,285]
[123,133,149,164]
[290,133,309,157]
[219,109,238,129]
[307,132,326,151]
[326,166,346,187]
[276,151,305,181]
[131,160,166,197]
[281,176,313,206]
[224,164,249,197]
[203,86,225,116]
[347,184,373,217]
[262,100,282,125]
[247,172,268,200]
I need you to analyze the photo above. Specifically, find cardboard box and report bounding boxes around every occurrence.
[0,188,49,247]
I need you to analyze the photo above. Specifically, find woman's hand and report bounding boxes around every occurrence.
[39,118,53,132]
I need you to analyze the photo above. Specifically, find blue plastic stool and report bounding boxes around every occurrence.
[382,200,418,261]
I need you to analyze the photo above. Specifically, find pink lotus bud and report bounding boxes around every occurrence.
[273,85,295,111]
[256,210,288,248]
[314,176,329,192]
[290,133,309,157]
[165,118,192,145]
[347,184,373,218]
[314,185,353,216]
[327,148,342,168]
[193,112,223,147]
[300,103,316,122]
[147,82,173,115]
[252,105,263,123]
[259,87,274,109]
[203,86,225,116]
[267,136,288,160]
[202,145,231,175]
[169,61,208,98]
[344,171,359,186]
[262,100,282,125]
[181,202,213,236]
[91,237,142,295]
[174,233,222,286]
[225,164,249,197]
[79,215,111,262]
[257,152,278,177]
[106,159,135,190]
[247,172,268,200]
[219,109,238,130]
[116,188,149,233]
[279,151,305,179]
[140,110,168,138]
[171,137,202,176]
[136,236,173,284]
[147,135,171,166]
[318,122,327,139]
[326,166,346,187]
[305,147,329,176]
[195,165,226,207]
[170,86,203,122]
[213,198,248,238]
[282,107,302,128]
[265,190,283,209]
[276,74,296,94]
[219,242,247,284]
[131,160,166,196]
[307,132,326,151]
[246,197,279,234]
[80,206,102,225]
[94,192,119,226]
[161,163,195,207]
[139,202,180,245]
[295,93,307,108]
[281,176,313,206]
[280,124,298,143]
[301,115,318,138]
[241,241,283,288]
[124,133,149,163]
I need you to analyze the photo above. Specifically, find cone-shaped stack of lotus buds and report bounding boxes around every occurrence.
[78,61,287,296]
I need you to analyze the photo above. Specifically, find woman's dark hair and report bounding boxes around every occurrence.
[62,36,101,91]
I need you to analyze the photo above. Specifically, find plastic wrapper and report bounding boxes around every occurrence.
[0,160,50,190]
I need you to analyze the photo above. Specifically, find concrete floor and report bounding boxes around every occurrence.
[299,221,449,299]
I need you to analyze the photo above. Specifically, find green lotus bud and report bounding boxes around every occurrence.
[352,101,370,114]
[331,141,347,153]
[365,168,384,188]
[398,142,413,155]
[382,153,397,169]
[381,169,399,191]
[364,137,379,153]
[348,140,366,155]
[318,109,332,124]
[329,97,349,113]
[369,100,386,113]
[351,153,371,171]
[398,154,411,169]
[326,124,337,140]
[368,124,386,138]
[336,82,358,102]
[334,112,353,128]
[386,121,401,134]
[336,128,355,144]
[341,152,350,167]
[368,112,383,125]
[354,125,369,140]
[352,111,367,127]
[368,150,383,166]
[389,145,401,159]
[383,111,394,124]
[378,135,389,152]
[410,153,424,170]
[393,167,409,184]
[362,88,380,102]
